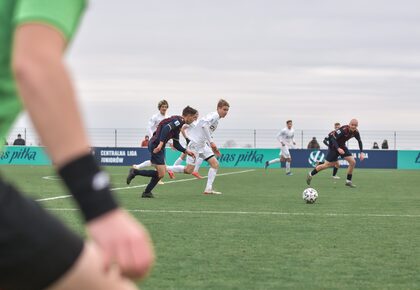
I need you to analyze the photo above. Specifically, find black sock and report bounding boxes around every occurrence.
[310,168,318,176]
[347,174,353,181]
[135,170,158,177]
[145,176,160,193]
[333,167,338,176]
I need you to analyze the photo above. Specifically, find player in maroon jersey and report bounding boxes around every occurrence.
[307,119,365,188]
[321,122,341,179]
[126,106,197,198]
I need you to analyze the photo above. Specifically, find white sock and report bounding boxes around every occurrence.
[167,165,185,173]
[205,167,218,192]
[174,157,183,166]
[269,158,280,165]
[134,160,151,169]
[286,161,291,172]
[194,158,204,172]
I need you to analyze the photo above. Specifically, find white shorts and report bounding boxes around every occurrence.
[186,142,214,165]
[280,145,291,159]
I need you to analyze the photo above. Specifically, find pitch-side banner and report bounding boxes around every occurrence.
[92,147,150,166]
[397,150,420,169]
[0,147,399,168]
[291,149,397,169]
[0,146,51,165]
[166,148,398,169]
[91,147,398,169]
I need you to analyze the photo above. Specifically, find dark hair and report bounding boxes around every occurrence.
[158,99,169,110]
[286,120,292,124]
[334,122,341,127]
[182,106,198,116]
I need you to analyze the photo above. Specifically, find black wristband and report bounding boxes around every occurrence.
[58,154,118,222]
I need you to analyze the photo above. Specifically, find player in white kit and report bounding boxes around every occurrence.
[265,120,296,175]
[170,112,205,179]
[166,99,230,194]
[132,100,168,170]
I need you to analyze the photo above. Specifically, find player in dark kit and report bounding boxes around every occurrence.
[307,119,365,188]
[126,106,197,198]
[320,122,342,179]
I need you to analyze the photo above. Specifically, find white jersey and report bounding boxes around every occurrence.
[188,111,220,147]
[277,127,295,147]
[148,112,167,137]
[183,120,197,139]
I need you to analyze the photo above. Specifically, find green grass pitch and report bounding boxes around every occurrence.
[1,165,420,290]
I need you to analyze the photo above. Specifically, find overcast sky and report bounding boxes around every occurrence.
[15,0,420,131]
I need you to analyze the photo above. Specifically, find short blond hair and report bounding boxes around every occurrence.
[217,99,230,108]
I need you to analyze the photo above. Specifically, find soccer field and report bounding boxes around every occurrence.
[2,165,420,290]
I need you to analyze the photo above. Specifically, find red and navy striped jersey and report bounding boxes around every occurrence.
[329,125,363,151]
[151,116,185,146]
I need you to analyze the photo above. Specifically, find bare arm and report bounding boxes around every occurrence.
[13,23,154,279]
[13,24,89,166]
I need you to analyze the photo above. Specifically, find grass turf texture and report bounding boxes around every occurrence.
[1,165,420,290]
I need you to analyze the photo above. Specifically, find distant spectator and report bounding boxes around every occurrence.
[372,142,379,149]
[307,137,320,149]
[141,135,149,147]
[13,134,25,146]
[381,139,389,150]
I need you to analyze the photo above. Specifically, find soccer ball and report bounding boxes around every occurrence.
[302,188,318,204]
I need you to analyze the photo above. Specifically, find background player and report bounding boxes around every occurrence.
[307,119,365,188]
[126,106,197,198]
[321,122,341,179]
[265,120,296,175]
[132,99,169,170]
[166,99,230,194]
[0,1,153,289]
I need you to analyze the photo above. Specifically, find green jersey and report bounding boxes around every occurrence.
[0,0,86,147]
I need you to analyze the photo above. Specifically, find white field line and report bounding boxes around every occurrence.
[36,169,255,202]
[45,208,420,218]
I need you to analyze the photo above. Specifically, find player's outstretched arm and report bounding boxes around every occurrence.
[355,133,365,161]
[13,23,154,279]
[210,142,221,157]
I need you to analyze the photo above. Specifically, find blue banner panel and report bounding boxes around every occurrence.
[92,147,150,166]
[291,149,398,169]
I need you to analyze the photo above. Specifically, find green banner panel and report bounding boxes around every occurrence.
[166,148,279,168]
[397,150,420,169]
[0,146,51,165]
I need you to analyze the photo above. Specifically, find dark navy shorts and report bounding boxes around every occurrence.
[325,146,352,162]
[0,179,84,290]
[149,141,166,165]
